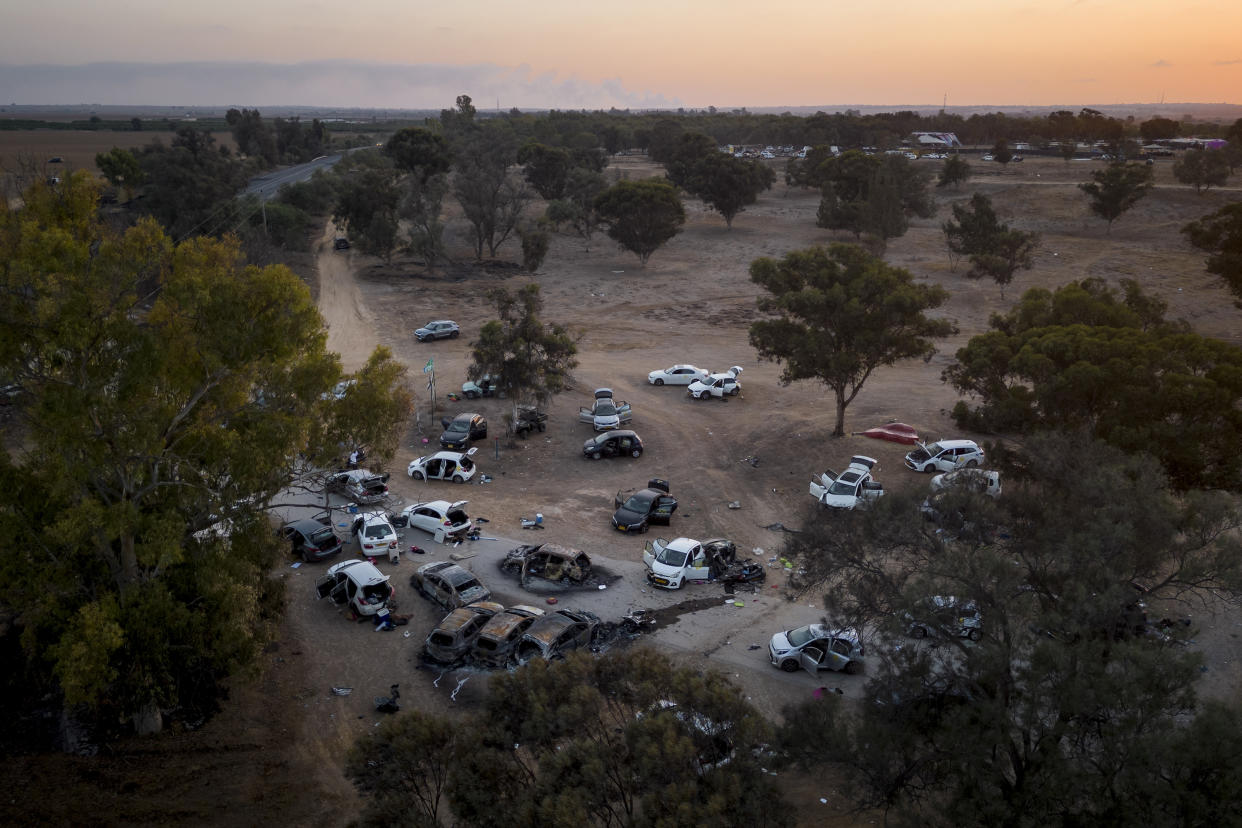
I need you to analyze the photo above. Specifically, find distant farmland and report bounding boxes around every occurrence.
[0,130,238,180]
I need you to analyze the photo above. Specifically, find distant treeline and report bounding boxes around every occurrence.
[0,116,232,132]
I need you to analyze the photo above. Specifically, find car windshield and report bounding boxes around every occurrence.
[827,476,860,496]
[655,546,689,567]
[446,421,468,435]
[622,493,653,512]
[786,626,816,647]
[595,400,617,417]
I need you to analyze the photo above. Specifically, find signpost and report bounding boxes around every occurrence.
[424,358,435,417]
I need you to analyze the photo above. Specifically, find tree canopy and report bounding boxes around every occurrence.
[469,283,578,409]
[936,154,971,189]
[1183,201,1242,305]
[1079,161,1154,232]
[347,649,792,828]
[749,243,954,437]
[1172,148,1231,194]
[816,151,934,241]
[777,432,1242,828]
[942,193,1039,296]
[683,151,775,229]
[593,178,686,266]
[0,173,410,735]
[945,278,1242,490]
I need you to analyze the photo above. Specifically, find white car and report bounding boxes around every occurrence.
[407,447,477,483]
[904,439,984,473]
[398,499,472,539]
[687,366,742,399]
[930,468,1001,498]
[647,364,709,386]
[350,511,400,557]
[907,596,982,641]
[768,624,864,674]
[810,456,885,510]
[579,388,632,431]
[314,559,394,618]
[641,536,737,590]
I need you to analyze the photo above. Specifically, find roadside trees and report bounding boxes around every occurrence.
[593,178,686,266]
[94,146,145,201]
[1183,202,1242,305]
[990,138,1013,166]
[0,173,410,735]
[1173,148,1231,194]
[942,193,1039,297]
[333,157,401,262]
[517,142,572,200]
[347,649,792,828]
[749,243,954,437]
[776,433,1242,828]
[468,283,577,412]
[945,278,1242,491]
[385,128,454,269]
[1079,161,1154,232]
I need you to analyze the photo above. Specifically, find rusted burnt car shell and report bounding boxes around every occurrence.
[470,604,546,667]
[502,543,593,584]
[425,601,504,663]
[515,609,601,663]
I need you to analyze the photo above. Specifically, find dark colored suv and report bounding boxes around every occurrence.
[279,515,344,562]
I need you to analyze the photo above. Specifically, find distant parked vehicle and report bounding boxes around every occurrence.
[904,440,984,473]
[414,320,460,342]
[687,366,742,400]
[583,429,643,460]
[648,364,709,386]
[333,237,350,250]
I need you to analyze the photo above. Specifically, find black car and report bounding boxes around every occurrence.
[440,413,488,450]
[333,237,350,250]
[612,478,677,532]
[279,514,344,562]
[584,429,644,460]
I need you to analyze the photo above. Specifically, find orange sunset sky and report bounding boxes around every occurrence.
[2,0,1240,107]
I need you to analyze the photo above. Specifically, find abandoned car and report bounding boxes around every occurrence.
[424,601,504,663]
[470,604,546,667]
[410,561,492,611]
[395,499,473,540]
[579,388,632,431]
[768,624,865,675]
[414,320,460,341]
[809,456,885,510]
[904,439,985,473]
[325,468,390,505]
[461,374,497,399]
[514,609,602,663]
[350,511,400,558]
[612,478,677,533]
[907,596,983,641]
[647,364,709,386]
[438,412,487,450]
[930,468,1001,498]
[687,366,742,399]
[278,513,343,562]
[583,429,644,460]
[407,447,478,483]
[315,559,394,618]
[642,537,739,590]
[501,543,593,585]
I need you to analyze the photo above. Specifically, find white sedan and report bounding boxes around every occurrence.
[350,511,400,557]
[648,364,709,386]
[687,366,742,399]
[407,448,477,483]
[398,499,473,539]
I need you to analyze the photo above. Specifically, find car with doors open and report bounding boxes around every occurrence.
[424,601,505,664]
[350,511,400,558]
[408,447,477,483]
[439,412,487,450]
[687,366,742,400]
[906,596,983,641]
[315,559,394,618]
[395,499,473,540]
[583,429,643,460]
[579,388,632,431]
[414,320,460,341]
[461,374,497,399]
[930,468,1000,498]
[642,536,738,589]
[279,512,343,562]
[514,609,602,664]
[904,439,984,473]
[768,624,865,674]
[325,468,390,505]
[612,478,677,532]
[471,604,546,668]
[648,364,709,386]
[809,456,884,510]
[410,561,492,611]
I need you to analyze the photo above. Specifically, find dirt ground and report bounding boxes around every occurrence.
[5,153,1242,827]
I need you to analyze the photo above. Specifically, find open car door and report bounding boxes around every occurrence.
[617,402,632,424]
[315,573,346,604]
[685,544,711,582]
[642,538,668,571]
[653,496,677,521]
[578,406,594,425]
[810,469,837,502]
[799,646,828,675]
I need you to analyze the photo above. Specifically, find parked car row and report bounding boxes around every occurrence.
[423,600,603,668]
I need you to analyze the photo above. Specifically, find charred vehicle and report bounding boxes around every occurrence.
[326,468,390,505]
[470,605,546,667]
[424,601,504,663]
[514,609,602,663]
[502,543,593,585]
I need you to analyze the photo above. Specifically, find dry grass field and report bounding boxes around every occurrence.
[2,142,1240,827]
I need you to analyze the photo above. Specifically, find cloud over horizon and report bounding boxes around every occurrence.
[0,61,681,110]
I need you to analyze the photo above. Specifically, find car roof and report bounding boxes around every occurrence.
[434,604,500,633]
[928,439,978,449]
[664,537,701,553]
[595,429,638,440]
[327,559,389,585]
[517,543,588,562]
[802,623,860,644]
[409,499,468,512]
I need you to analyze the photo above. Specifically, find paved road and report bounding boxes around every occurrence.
[244,146,373,202]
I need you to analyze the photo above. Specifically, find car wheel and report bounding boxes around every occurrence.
[465,391,477,399]
[450,330,459,338]
[537,423,545,432]
[729,387,739,396]
[966,459,979,468]
[968,628,982,642]
[654,378,664,386]
[780,659,800,673]
[591,451,602,460]
[631,448,642,458]
[640,522,649,534]
[924,465,937,473]
[911,626,927,639]
[452,475,465,483]
[843,660,861,675]
[699,392,710,401]
[412,470,424,480]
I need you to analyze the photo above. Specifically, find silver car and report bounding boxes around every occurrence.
[414,320,460,341]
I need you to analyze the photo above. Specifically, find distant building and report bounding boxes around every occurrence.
[911,131,962,148]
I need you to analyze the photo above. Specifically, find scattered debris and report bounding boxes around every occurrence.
[374,684,400,713]
[728,501,741,510]
[761,522,802,533]
[331,687,353,696]
[741,455,760,467]
[450,676,470,702]
[747,644,761,650]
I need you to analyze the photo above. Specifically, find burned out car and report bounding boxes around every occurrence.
[315,559,394,618]
[612,478,677,533]
[514,609,602,663]
[471,604,546,667]
[502,543,593,585]
[326,468,391,505]
[424,601,505,664]
[410,560,492,611]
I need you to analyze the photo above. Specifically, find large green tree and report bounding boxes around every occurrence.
[945,278,1242,490]
[94,146,145,201]
[777,433,1242,828]
[685,151,775,229]
[517,142,573,200]
[817,151,934,240]
[385,127,453,184]
[348,649,792,828]
[334,157,401,262]
[593,178,686,266]
[468,283,578,411]
[1079,161,1154,232]
[0,173,409,735]
[453,127,532,259]
[1173,148,1231,194]
[749,243,954,437]
[1183,202,1242,305]
[942,193,1039,296]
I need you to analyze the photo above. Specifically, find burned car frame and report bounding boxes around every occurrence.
[501,543,593,586]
